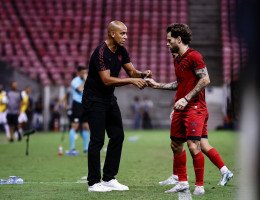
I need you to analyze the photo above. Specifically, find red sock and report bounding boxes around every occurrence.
[192,151,204,186]
[174,150,187,181]
[204,148,225,169]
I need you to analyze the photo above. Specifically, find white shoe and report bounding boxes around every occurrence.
[88,182,112,192]
[165,181,189,193]
[159,174,178,186]
[219,170,233,186]
[193,185,205,196]
[102,179,129,191]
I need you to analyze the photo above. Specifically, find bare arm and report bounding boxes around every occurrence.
[99,70,147,89]
[123,63,152,78]
[145,78,178,90]
[158,82,178,90]
[174,67,210,110]
[184,68,210,101]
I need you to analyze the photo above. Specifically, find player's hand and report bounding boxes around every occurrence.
[131,78,147,89]
[142,70,152,78]
[144,78,159,88]
[174,97,188,110]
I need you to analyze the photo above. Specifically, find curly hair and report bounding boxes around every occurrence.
[166,23,192,45]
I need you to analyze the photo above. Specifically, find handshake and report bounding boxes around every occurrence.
[132,70,159,89]
[144,78,159,88]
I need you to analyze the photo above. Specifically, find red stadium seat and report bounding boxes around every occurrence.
[0,0,188,85]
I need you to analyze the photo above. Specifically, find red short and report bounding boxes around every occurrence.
[170,105,208,141]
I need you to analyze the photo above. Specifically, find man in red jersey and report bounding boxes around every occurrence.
[146,23,210,195]
[147,23,233,192]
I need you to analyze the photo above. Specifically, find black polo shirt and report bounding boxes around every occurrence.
[83,42,130,103]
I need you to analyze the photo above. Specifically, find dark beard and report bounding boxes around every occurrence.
[170,46,179,54]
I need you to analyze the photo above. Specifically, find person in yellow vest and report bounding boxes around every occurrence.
[0,84,10,139]
[18,86,31,137]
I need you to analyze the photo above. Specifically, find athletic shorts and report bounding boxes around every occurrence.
[170,105,208,141]
[0,111,7,124]
[7,113,19,126]
[18,112,28,123]
[70,101,88,123]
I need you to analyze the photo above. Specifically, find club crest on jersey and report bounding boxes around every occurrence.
[118,55,122,61]
[190,122,197,127]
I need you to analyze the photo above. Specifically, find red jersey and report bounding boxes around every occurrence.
[173,48,207,108]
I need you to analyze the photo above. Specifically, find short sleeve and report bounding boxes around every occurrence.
[95,45,111,71]
[121,47,131,64]
[190,51,206,70]
[71,78,81,89]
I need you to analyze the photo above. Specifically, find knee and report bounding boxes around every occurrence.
[71,123,79,130]
[200,140,212,154]
[187,141,200,155]
[200,144,210,154]
[109,131,124,143]
[89,137,105,151]
[116,133,124,143]
[82,123,89,131]
[171,141,182,153]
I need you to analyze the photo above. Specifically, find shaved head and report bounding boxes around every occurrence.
[106,20,128,46]
[107,21,127,33]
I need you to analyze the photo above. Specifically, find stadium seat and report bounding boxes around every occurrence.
[0,0,188,85]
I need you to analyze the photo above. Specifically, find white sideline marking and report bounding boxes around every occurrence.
[26,182,80,184]
[76,176,88,183]
[81,176,87,180]
[128,135,140,142]
[178,190,192,200]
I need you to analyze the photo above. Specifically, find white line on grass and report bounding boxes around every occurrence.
[25,182,83,184]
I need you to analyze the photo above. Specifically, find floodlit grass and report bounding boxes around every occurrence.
[0,130,238,200]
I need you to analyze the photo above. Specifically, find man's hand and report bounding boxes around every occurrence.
[144,78,159,88]
[174,97,188,110]
[141,70,152,78]
[131,78,147,89]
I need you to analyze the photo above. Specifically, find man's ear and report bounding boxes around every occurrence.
[177,36,182,44]
[111,31,115,38]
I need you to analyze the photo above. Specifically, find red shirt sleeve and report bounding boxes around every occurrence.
[190,51,206,70]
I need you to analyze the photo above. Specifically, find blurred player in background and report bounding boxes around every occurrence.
[66,65,89,156]
[0,84,10,139]
[6,81,22,142]
[83,20,151,192]
[18,86,32,136]
[146,23,233,195]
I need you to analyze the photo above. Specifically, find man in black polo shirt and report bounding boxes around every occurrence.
[82,20,151,192]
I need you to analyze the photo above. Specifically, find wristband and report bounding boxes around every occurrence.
[184,97,189,103]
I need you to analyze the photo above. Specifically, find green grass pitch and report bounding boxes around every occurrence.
[0,130,238,200]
